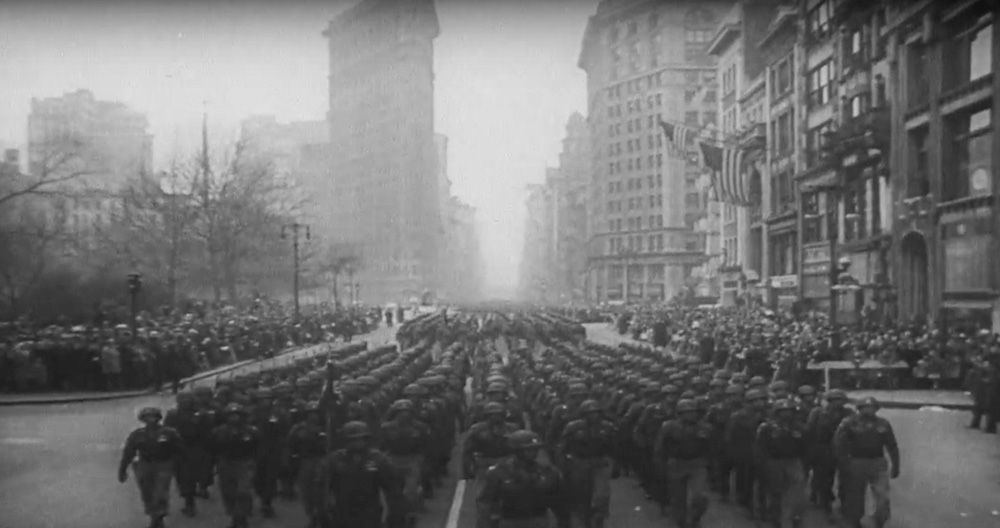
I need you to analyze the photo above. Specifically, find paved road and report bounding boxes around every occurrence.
[2,321,998,528]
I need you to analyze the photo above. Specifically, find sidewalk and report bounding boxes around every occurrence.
[584,323,974,411]
[0,324,398,406]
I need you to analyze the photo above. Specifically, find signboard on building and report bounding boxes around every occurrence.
[770,274,799,289]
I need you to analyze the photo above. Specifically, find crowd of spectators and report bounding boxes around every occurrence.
[561,302,1000,391]
[0,300,381,394]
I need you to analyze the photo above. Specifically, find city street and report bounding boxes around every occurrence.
[2,320,997,528]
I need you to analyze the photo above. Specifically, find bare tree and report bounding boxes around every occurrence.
[0,136,93,209]
[0,198,69,317]
[315,242,362,306]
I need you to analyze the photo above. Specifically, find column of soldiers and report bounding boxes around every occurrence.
[119,310,902,528]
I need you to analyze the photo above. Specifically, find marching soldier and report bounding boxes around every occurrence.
[286,402,328,528]
[705,383,742,498]
[211,403,260,528]
[251,388,288,518]
[118,407,182,528]
[464,402,519,528]
[834,397,900,528]
[479,430,569,528]
[725,388,768,516]
[556,399,618,528]
[319,421,402,528]
[756,399,807,528]
[656,399,711,528]
[163,392,210,517]
[380,399,433,528]
[804,389,854,514]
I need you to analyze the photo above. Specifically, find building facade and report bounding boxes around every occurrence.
[519,181,556,303]
[883,0,998,330]
[322,0,442,304]
[26,89,153,242]
[578,0,733,304]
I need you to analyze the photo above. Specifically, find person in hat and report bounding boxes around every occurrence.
[118,406,182,528]
[834,397,900,528]
[804,389,855,515]
[556,399,618,528]
[479,430,569,528]
[210,403,260,528]
[379,399,432,528]
[657,398,712,528]
[463,402,519,528]
[319,421,401,528]
[287,402,328,528]
[756,398,807,528]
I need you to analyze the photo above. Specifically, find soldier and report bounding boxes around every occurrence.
[756,399,807,528]
[287,402,327,528]
[556,399,618,528]
[834,397,900,528]
[380,399,432,528]
[705,384,742,498]
[725,388,768,516]
[192,385,219,499]
[464,402,519,528]
[656,399,711,528]
[319,421,402,528]
[251,388,288,518]
[211,403,260,528]
[118,407,182,528]
[479,430,569,528]
[804,389,854,514]
[163,392,209,517]
[546,382,589,447]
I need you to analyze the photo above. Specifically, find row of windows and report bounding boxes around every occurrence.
[607,214,666,233]
[606,132,669,157]
[605,192,663,213]
[607,174,665,193]
[608,154,664,175]
[604,69,716,103]
[607,234,667,254]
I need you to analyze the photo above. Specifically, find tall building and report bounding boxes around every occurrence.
[554,113,591,303]
[26,89,153,241]
[882,0,998,329]
[706,0,782,305]
[519,181,557,303]
[322,0,441,304]
[578,0,733,304]
[443,196,482,303]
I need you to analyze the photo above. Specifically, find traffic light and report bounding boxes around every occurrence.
[127,272,143,294]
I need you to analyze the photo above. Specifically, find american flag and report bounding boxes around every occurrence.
[658,118,690,158]
[698,141,753,206]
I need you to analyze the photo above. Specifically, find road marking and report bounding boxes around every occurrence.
[0,437,45,445]
[445,478,466,528]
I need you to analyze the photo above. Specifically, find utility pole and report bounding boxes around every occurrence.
[281,223,310,318]
[126,272,142,340]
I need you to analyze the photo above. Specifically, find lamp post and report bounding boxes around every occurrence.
[126,272,142,339]
[281,222,310,319]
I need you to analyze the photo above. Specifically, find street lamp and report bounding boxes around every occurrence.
[281,222,310,319]
[126,272,142,339]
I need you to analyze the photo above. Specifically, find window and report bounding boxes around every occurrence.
[845,92,870,119]
[945,10,994,91]
[802,192,825,243]
[770,168,794,215]
[774,110,794,155]
[806,121,833,166]
[770,56,793,99]
[769,232,798,276]
[807,60,833,107]
[703,111,717,126]
[807,0,832,40]
[945,107,993,201]
[685,111,700,125]
[843,181,867,241]
[907,42,929,109]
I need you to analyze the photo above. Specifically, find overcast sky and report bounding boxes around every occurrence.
[0,0,597,299]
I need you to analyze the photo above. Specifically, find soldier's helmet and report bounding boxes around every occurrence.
[483,401,506,416]
[486,382,507,394]
[675,399,698,414]
[224,403,246,417]
[824,389,848,401]
[389,399,415,413]
[748,376,767,387]
[773,398,796,412]
[745,389,767,401]
[856,396,880,410]
[725,384,745,396]
[680,390,696,399]
[403,384,428,398]
[507,430,543,450]
[579,399,601,414]
[709,378,727,389]
[797,385,817,396]
[644,382,661,395]
[138,406,162,420]
[770,380,790,392]
[661,384,680,395]
[567,383,589,396]
[341,421,373,439]
[303,401,322,414]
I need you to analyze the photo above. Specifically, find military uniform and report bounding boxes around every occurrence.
[804,393,854,512]
[380,407,433,526]
[756,402,807,528]
[119,411,182,528]
[557,403,617,528]
[834,399,900,528]
[210,412,260,528]
[320,443,401,527]
[656,401,711,528]
[287,412,328,527]
[464,415,519,528]
[479,439,569,528]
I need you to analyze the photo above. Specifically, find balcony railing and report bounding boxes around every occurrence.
[826,106,890,159]
[738,123,767,151]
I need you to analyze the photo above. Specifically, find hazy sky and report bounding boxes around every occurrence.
[0,0,597,298]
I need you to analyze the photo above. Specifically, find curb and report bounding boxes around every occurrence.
[0,339,359,407]
[867,400,973,411]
